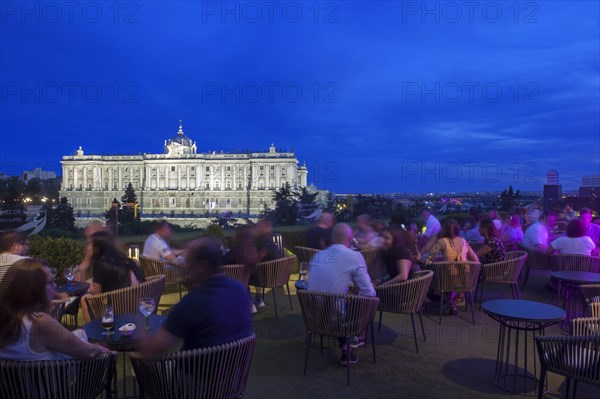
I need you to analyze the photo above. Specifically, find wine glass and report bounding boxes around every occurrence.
[101,304,114,335]
[139,297,156,330]
[63,266,76,285]
[49,267,58,280]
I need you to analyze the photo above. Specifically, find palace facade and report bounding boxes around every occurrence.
[60,121,308,227]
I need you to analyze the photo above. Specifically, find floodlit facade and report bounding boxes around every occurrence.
[60,121,308,226]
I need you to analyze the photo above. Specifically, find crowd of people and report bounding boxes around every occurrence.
[0,202,598,369]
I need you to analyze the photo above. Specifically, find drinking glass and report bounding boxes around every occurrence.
[49,267,58,280]
[64,266,76,285]
[101,305,114,335]
[139,297,156,330]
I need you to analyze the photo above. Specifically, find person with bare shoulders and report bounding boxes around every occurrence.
[0,259,112,360]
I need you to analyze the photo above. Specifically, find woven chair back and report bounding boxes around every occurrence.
[375,270,433,314]
[293,246,319,265]
[426,261,481,293]
[129,334,256,399]
[550,253,600,273]
[249,255,295,288]
[360,249,382,281]
[518,244,551,270]
[0,352,117,399]
[140,255,188,285]
[481,251,528,283]
[297,290,379,339]
[85,274,166,320]
[571,317,600,336]
[221,264,250,286]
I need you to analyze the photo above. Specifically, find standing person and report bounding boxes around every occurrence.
[137,237,253,356]
[476,219,506,264]
[580,208,600,249]
[305,212,333,250]
[142,221,186,266]
[308,223,375,365]
[0,259,112,360]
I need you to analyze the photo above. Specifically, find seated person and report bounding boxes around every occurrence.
[476,219,506,264]
[378,226,421,285]
[364,220,388,250]
[305,212,333,250]
[353,214,377,249]
[0,259,112,360]
[522,210,550,251]
[254,219,283,307]
[75,221,108,283]
[223,226,258,314]
[502,214,524,243]
[142,221,186,265]
[81,231,146,322]
[463,216,484,244]
[137,237,253,356]
[546,219,596,256]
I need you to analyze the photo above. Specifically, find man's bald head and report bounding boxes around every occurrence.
[331,223,353,247]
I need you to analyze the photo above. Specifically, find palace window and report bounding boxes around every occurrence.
[171,166,176,172]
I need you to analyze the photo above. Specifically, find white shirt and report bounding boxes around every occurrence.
[424,215,441,238]
[0,315,71,361]
[505,226,524,243]
[587,223,600,247]
[0,253,27,296]
[308,244,375,297]
[142,234,173,261]
[550,236,595,256]
[522,222,549,250]
[493,219,503,231]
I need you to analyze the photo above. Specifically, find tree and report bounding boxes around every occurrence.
[0,176,25,205]
[499,185,520,211]
[266,183,298,225]
[120,183,139,224]
[50,197,75,231]
[296,186,318,219]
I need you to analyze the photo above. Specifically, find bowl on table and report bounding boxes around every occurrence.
[118,323,136,336]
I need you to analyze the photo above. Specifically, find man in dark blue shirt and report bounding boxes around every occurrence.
[138,237,252,354]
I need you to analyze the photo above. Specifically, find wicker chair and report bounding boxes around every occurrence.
[570,317,600,336]
[425,261,481,324]
[48,299,67,322]
[293,246,319,268]
[85,274,166,321]
[550,253,600,273]
[139,255,189,299]
[249,255,296,318]
[0,352,117,399]
[477,251,528,309]
[579,283,600,316]
[360,248,382,282]
[297,290,379,385]
[374,270,433,353]
[130,334,256,399]
[519,244,552,289]
[535,335,600,399]
[221,264,250,286]
[272,233,284,254]
[592,303,600,318]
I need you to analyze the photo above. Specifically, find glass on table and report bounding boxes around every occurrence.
[63,265,77,285]
[101,304,114,335]
[139,297,156,330]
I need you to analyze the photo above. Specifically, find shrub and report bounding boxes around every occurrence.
[28,235,85,283]
[203,223,225,243]
[39,228,81,239]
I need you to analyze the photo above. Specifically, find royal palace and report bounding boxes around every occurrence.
[60,121,308,227]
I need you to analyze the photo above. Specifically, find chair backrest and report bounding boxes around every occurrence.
[221,264,250,286]
[425,261,481,293]
[375,270,433,314]
[293,246,319,264]
[518,244,551,270]
[592,303,600,318]
[580,283,600,312]
[481,251,528,283]
[249,255,296,288]
[48,299,66,321]
[550,253,600,273]
[0,352,117,399]
[85,274,166,320]
[272,233,284,254]
[571,317,600,336]
[360,248,382,281]
[297,290,379,339]
[535,335,600,388]
[129,334,256,399]
[140,255,188,285]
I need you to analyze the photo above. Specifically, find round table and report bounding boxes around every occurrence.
[85,313,166,398]
[482,299,565,395]
[550,271,600,330]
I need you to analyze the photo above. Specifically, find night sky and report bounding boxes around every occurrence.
[1,1,598,193]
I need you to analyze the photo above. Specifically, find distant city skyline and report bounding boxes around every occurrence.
[1,1,598,193]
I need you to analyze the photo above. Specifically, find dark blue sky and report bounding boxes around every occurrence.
[1,1,598,193]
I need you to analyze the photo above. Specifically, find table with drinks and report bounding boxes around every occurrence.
[84,297,163,397]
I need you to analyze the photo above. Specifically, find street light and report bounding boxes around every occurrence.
[112,198,120,236]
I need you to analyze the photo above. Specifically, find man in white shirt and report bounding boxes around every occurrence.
[421,208,441,238]
[522,209,549,251]
[142,221,186,265]
[0,231,30,294]
[580,208,600,249]
[308,223,375,364]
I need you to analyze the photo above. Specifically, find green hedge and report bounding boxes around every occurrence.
[28,236,85,283]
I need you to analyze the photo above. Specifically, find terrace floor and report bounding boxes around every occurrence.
[110,269,599,399]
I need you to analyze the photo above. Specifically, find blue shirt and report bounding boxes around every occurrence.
[163,275,252,350]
